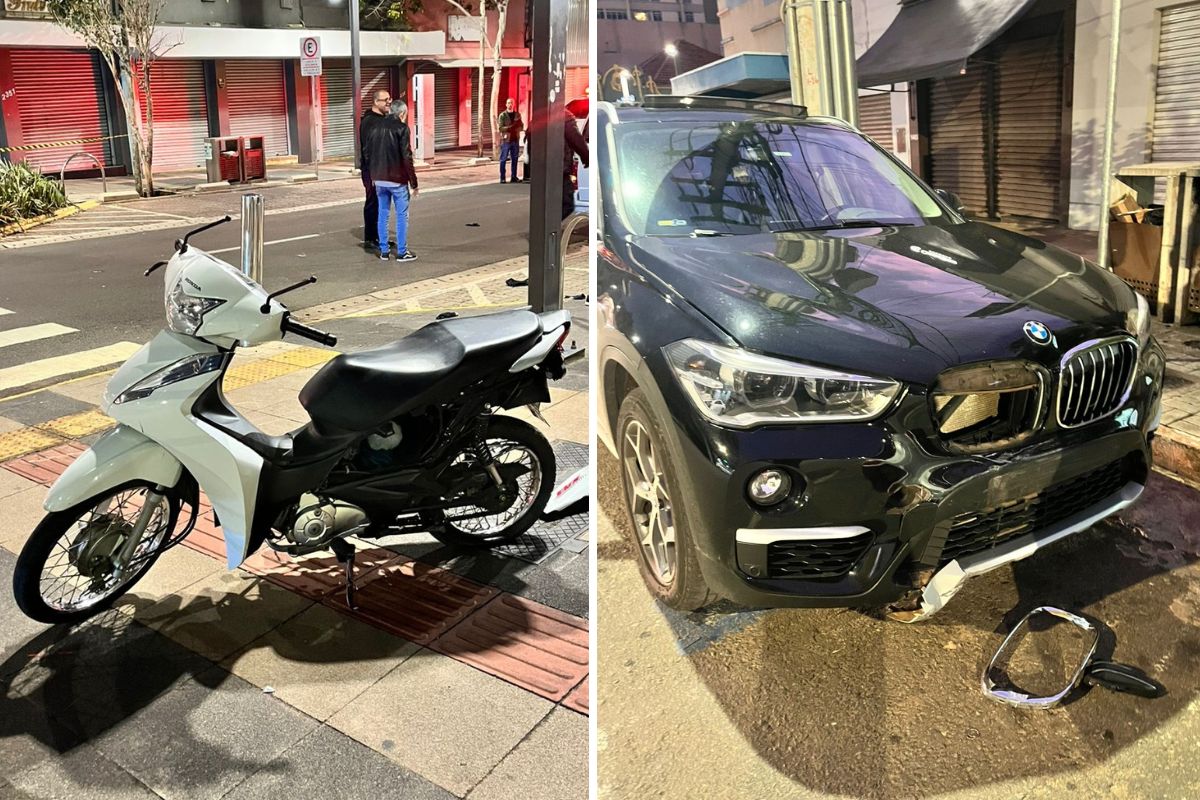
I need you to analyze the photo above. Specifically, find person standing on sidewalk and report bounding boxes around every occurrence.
[366,100,420,262]
[498,98,524,184]
[359,88,391,250]
[562,108,588,220]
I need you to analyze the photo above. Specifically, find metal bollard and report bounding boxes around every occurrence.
[240,193,264,284]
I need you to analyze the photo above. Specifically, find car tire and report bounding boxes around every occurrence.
[617,388,716,611]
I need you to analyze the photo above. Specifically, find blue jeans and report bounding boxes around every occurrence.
[375,183,410,255]
[500,141,519,181]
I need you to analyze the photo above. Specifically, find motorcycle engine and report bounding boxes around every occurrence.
[287,495,369,547]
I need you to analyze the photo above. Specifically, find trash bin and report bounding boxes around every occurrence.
[241,136,266,181]
[204,137,243,183]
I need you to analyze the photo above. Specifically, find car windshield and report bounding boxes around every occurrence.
[613,117,944,236]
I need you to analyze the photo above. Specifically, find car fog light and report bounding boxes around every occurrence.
[748,469,791,506]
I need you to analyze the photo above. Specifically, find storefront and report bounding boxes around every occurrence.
[224,60,292,158]
[320,61,395,160]
[137,59,211,173]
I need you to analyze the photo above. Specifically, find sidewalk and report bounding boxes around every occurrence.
[0,253,589,799]
[994,220,1200,486]
[63,154,493,204]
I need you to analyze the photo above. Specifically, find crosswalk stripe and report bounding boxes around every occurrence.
[0,342,140,393]
[0,308,12,316]
[0,323,78,349]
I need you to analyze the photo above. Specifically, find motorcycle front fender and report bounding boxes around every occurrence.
[45,424,184,513]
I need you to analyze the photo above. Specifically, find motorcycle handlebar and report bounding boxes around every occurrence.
[282,317,338,348]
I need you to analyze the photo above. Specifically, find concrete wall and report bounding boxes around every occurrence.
[1068,0,1176,231]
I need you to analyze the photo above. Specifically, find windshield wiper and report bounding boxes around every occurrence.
[771,219,916,232]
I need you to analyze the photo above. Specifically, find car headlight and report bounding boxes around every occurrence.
[1125,290,1151,350]
[167,280,224,335]
[663,339,902,428]
[112,353,227,405]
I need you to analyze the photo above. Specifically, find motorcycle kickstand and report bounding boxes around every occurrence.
[329,538,358,611]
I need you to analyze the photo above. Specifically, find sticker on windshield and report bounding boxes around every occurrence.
[772,151,793,158]
[656,219,689,227]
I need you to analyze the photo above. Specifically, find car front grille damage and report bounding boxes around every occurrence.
[939,459,1127,565]
[1057,337,1138,428]
[930,361,1046,453]
[766,531,875,580]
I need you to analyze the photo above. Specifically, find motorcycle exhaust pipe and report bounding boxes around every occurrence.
[241,193,264,284]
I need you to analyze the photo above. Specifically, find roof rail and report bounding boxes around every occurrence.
[641,94,808,118]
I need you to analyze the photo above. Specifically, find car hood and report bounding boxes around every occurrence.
[628,222,1136,386]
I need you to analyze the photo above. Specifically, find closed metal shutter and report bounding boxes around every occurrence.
[565,67,588,101]
[225,61,290,157]
[321,63,391,159]
[1152,3,1200,161]
[994,34,1064,222]
[434,68,459,150]
[927,72,989,217]
[857,93,893,152]
[137,60,209,172]
[472,67,497,150]
[10,49,113,174]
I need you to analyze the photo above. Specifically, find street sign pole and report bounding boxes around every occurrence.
[350,0,363,171]
[528,0,568,313]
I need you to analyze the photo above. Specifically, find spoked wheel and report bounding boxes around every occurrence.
[617,388,716,610]
[621,418,676,586]
[13,482,178,625]
[427,416,555,547]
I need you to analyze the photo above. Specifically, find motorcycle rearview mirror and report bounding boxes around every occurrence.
[260,275,318,314]
[175,215,232,254]
[144,260,169,277]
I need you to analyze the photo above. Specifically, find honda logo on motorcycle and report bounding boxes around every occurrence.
[1023,321,1052,346]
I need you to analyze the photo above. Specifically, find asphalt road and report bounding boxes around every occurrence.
[597,444,1200,799]
[0,180,530,376]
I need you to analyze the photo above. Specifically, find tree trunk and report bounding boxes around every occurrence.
[489,4,507,161]
[476,13,486,159]
[138,60,156,196]
[114,60,149,197]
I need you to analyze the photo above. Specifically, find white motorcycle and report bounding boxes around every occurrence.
[12,216,572,624]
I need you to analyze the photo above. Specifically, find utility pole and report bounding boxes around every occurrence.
[781,0,859,124]
[1097,0,1122,269]
[528,0,568,312]
[350,0,363,170]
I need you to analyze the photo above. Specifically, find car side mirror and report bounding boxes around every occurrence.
[936,188,967,216]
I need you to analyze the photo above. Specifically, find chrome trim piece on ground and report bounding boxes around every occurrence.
[903,481,1144,623]
[981,606,1100,709]
[735,525,871,545]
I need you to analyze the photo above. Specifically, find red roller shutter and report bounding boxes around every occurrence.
[321,62,391,159]
[564,67,588,102]
[136,60,209,172]
[225,61,290,157]
[10,49,113,174]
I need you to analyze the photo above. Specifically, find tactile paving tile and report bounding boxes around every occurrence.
[492,440,589,563]
[323,560,499,645]
[0,427,66,464]
[1,441,87,485]
[241,544,406,600]
[431,593,589,702]
[181,499,228,561]
[562,675,588,715]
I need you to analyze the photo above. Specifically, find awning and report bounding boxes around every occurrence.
[432,57,533,69]
[856,0,1039,87]
[669,52,790,99]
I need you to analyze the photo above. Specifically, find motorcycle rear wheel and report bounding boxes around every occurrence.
[12,481,179,625]
[427,415,555,547]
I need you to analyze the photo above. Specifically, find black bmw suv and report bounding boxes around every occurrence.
[596,96,1165,621]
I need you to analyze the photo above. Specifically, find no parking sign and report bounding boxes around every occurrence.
[300,36,322,77]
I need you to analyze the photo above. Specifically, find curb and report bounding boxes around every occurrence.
[1153,425,1200,486]
[0,199,99,237]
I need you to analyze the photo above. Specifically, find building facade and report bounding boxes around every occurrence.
[598,0,723,72]
[0,0,588,176]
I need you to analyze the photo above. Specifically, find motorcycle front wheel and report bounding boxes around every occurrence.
[12,481,179,625]
[427,415,555,547]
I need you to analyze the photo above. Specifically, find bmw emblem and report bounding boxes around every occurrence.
[1023,320,1052,346]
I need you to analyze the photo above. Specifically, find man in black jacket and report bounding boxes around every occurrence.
[366,101,420,261]
[359,89,391,249]
[563,108,589,220]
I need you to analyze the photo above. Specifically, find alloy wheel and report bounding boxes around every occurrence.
[622,419,676,585]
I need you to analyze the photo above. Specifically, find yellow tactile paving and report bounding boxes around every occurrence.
[0,428,66,462]
[36,408,115,438]
[222,359,304,391]
[267,348,338,369]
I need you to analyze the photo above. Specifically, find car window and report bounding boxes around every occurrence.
[613,119,943,236]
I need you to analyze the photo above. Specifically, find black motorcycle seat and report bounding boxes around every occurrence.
[299,310,542,432]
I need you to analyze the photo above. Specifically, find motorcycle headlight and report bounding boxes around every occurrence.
[1125,290,1151,350]
[664,339,902,428]
[112,353,227,405]
[167,280,224,335]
